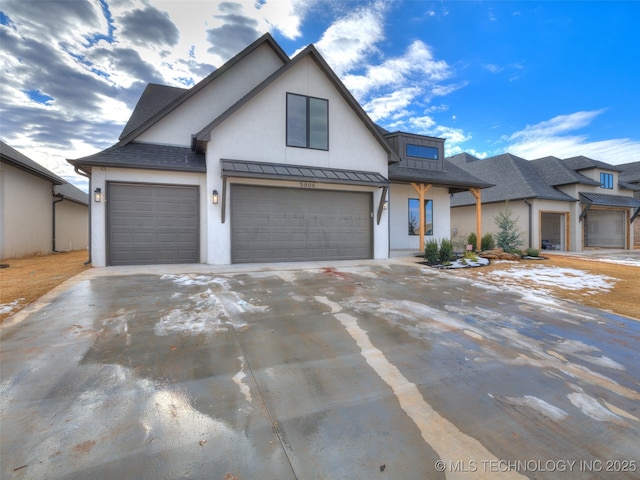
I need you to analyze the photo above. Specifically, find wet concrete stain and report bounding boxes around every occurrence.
[1,262,639,479]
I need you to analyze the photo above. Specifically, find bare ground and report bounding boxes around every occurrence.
[1,250,638,323]
[449,254,640,321]
[0,250,90,323]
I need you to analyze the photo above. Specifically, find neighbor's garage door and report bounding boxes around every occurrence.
[585,209,625,248]
[108,183,199,265]
[231,185,372,263]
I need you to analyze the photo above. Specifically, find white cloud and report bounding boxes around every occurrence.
[314,1,387,77]
[505,110,640,164]
[363,88,420,122]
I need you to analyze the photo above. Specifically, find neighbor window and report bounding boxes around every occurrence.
[406,144,438,160]
[600,172,613,189]
[286,93,328,150]
[408,198,433,235]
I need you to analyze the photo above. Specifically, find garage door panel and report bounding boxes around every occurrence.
[108,184,199,265]
[231,185,372,263]
[585,210,625,248]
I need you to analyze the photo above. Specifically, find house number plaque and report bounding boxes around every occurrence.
[300,182,316,189]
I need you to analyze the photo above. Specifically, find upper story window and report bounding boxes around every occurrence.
[600,172,614,189]
[286,93,328,150]
[406,144,438,160]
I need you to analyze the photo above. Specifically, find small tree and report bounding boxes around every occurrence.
[424,238,439,264]
[481,233,495,251]
[494,202,523,252]
[439,238,453,263]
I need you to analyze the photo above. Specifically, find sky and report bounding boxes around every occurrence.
[1,0,639,192]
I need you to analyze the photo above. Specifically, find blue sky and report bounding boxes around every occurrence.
[1,0,639,191]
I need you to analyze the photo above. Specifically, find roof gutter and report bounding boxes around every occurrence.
[74,166,92,265]
[52,190,64,253]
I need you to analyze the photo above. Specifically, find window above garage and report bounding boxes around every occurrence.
[286,93,328,150]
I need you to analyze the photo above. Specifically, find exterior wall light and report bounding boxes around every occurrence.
[94,187,102,202]
[212,189,219,204]
[383,200,389,210]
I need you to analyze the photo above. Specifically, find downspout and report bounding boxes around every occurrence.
[74,166,92,265]
[523,199,533,248]
[52,189,64,252]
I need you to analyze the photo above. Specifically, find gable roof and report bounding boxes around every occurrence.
[449,153,576,206]
[194,43,400,164]
[531,156,600,187]
[119,84,187,140]
[118,33,289,145]
[563,155,623,172]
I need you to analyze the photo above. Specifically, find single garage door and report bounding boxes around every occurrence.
[108,183,199,265]
[585,209,625,248]
[231,185,372,263]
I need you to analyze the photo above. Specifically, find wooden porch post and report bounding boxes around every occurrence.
[411,183,432,250]
[470,188,482,250]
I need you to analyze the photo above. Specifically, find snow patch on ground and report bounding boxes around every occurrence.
[484,266,616,292]
[0,298,24,316]
[567,392,626,424]
[489,393,568,421]
[154,274,266,336]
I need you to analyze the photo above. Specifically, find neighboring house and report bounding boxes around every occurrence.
[69,34,489,266]
[617,161,640,246]
[0,141,89,259]
[450,153,640,251]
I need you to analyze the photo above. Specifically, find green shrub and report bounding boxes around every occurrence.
[526,248,540,257]
[466,232,477,250]
[439,238,453,263]
[424,238,439,264]
[481,233,495,251]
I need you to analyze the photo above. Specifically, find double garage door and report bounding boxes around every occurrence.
[107,183,199,265]
[231,185,373,263]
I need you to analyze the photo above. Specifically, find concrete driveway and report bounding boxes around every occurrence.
[1,259,639,479]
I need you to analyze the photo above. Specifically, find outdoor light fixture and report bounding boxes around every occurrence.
[212,189,219,204]
[383,200,389,210]
[94,187,102,202]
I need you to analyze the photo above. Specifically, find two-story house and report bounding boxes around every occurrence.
[69,34,491,266]
[450,153,640,251]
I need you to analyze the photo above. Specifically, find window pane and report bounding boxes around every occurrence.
[287,94,307,147]
[408,198,419,235]
[408,198,433,235]
[425,200,433,235]
[309,97,328,149]
[406,144,438,159]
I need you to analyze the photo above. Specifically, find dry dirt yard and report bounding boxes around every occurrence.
[1,250,638,323]
[0,250,89,323]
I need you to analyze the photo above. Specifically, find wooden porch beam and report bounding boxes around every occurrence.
[469,188,482,250]
[411,182,432,250]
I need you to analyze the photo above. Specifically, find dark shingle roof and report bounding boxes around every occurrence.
[119,84,187,140]
[563,155,623,173]
[222,159,388,186]
[389,160,492,192]
[618,161,640,184]
[580,192,640,208]
[447,152,481,165]
[449,153,576,206]
[531,156,600,187]
[1,140,65,184]
[69,143,205,172]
